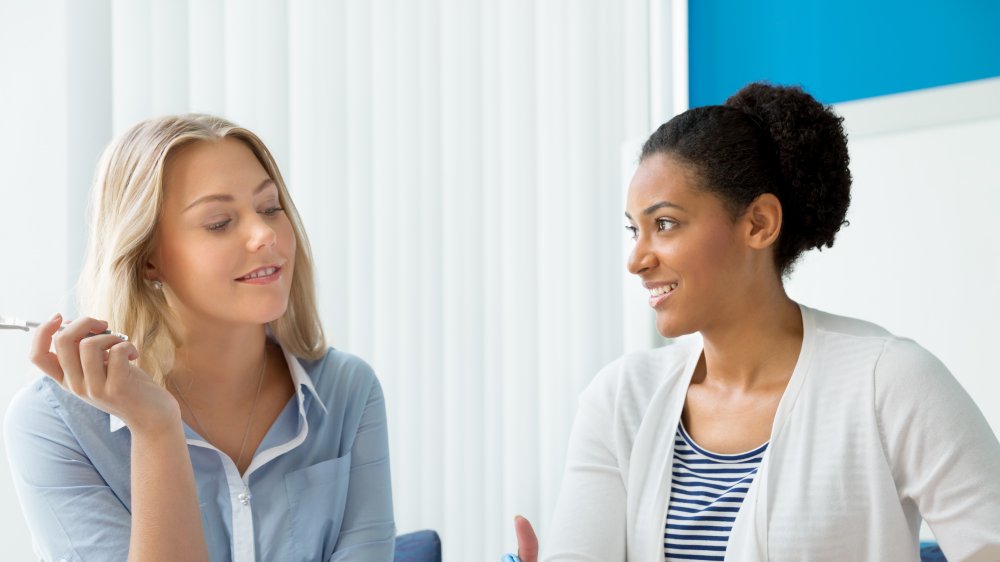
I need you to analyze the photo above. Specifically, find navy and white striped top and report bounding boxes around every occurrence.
[664,423,768,561]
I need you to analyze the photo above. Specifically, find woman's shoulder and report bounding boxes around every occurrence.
[289,347,383,404]
[3,376,101,466]
[803,305,942,369]
[5,375,69,431]
[298,346,376,377]
[806,304,895,341]
[873,336,953,395]
[583,335,701,409]
[803,304,953,392]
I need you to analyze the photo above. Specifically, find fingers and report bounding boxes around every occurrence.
[28,313,65,383]
[79,333,131,396]
[52,316,109,393]
[105,340,138,386]
[515,515,539,562]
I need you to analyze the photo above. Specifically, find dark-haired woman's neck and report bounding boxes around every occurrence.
[696,283,803,392]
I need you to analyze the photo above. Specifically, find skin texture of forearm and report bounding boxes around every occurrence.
[127,422,210,562]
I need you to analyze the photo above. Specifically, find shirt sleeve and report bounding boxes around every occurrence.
[3,381,131,562]
[874,337,1000,562]
[329,372,396,561]
[540,365,627,562]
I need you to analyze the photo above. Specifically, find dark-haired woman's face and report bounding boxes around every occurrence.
[625,153,748,338]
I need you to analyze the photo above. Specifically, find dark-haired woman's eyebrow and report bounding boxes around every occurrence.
[624,201,686,221]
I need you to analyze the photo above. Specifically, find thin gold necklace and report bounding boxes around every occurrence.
[169,345,268,476]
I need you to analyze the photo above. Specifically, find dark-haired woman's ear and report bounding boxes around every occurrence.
[743,193,782,250]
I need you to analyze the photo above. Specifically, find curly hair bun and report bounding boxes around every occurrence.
[725,83,852,258]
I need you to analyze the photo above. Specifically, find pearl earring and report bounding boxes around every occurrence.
[151,280,163,290]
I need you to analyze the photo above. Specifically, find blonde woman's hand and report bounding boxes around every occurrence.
[514,515,538,562]
[30,313,181,434]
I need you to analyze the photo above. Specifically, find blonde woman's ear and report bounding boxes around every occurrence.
[143,256,162,281]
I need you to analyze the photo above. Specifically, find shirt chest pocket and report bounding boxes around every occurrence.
[284,453,352,562]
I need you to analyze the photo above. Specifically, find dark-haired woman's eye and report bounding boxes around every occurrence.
[625,225,638,241]
[657,218,678,232]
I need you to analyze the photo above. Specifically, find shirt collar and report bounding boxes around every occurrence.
[109,342,327,433]
[281,343,328,416]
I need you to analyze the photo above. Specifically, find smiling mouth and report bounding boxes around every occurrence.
[648,283,678,297]
[236,266,281,281]
[647,282,678,307]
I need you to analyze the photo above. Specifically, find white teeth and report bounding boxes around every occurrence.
[245,267,277,279]
[648,283,678,297]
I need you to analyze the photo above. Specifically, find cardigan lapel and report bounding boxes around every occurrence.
[630,338,703,561]
[725,303,818,561]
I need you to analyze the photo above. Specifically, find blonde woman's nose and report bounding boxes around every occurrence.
[246,217,277,251]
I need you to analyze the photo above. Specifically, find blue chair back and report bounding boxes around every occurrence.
[920,541,947,562]
[395,531,946,561]
[394,530,442,562]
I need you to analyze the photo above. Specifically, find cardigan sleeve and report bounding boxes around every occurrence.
[874,337,1000,562]
[540,362,627,562]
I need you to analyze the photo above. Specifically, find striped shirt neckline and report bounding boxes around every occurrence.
[664,423,768,562]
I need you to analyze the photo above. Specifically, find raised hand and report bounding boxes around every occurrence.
[514,515,539,562]
[30,313,180,433]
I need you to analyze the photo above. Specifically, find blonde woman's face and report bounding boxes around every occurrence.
[149,137,296,330]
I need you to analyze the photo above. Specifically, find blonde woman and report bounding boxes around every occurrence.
[4,115,394,561]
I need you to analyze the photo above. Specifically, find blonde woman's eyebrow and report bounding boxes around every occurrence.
[183,178,275,212]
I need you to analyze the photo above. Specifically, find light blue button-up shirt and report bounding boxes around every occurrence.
[3,344,395,562]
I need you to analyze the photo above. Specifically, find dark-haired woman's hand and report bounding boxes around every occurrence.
[514,515,538,562]
[29,313,181,434]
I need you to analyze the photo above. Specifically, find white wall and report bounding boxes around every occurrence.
[0,2,70,559]
[788,78,1000,437]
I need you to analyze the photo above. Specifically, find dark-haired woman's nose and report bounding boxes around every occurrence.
[627,236,658,276]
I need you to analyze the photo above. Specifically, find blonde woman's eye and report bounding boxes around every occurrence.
[625,225,638,240]
[657,218,677,231]
[207,219,231,232]
[261,206,284,217]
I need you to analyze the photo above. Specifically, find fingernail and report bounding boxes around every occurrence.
[50,312,61,322]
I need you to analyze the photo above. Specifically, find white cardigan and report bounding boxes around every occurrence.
[540,304,1000,562]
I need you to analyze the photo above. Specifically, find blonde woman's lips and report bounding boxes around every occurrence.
[236,265,282,285]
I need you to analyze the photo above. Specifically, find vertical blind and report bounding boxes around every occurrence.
[2,0,683,558]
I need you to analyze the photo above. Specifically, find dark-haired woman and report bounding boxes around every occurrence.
[510,83,1000,562]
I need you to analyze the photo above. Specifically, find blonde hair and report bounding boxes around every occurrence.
[77,114,326,384]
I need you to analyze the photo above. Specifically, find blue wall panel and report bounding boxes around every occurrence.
[689,1,1000,107]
